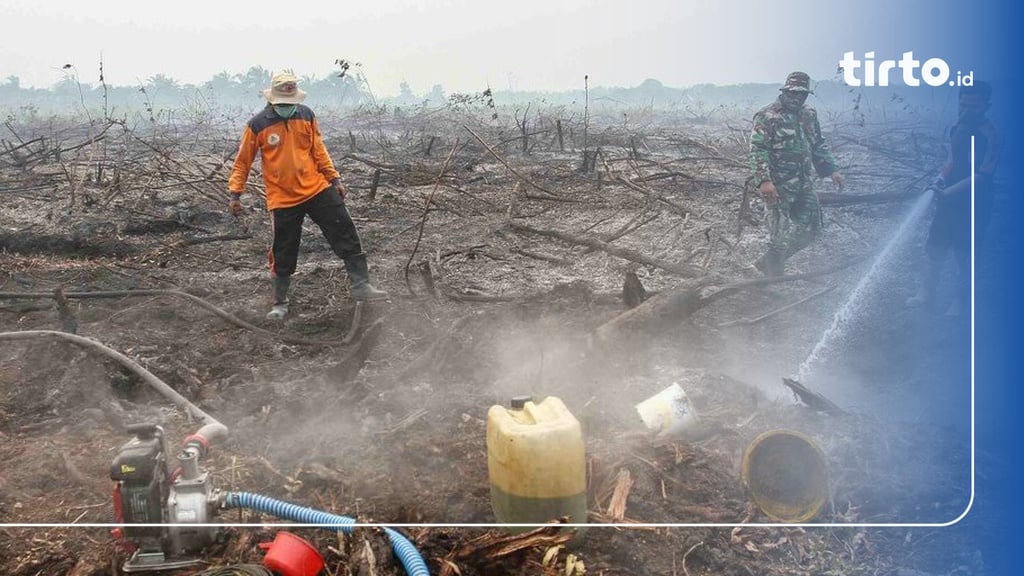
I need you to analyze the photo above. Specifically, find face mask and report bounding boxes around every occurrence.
[779,91,808,110]
[273,104,297,118]
[957,96,988,124]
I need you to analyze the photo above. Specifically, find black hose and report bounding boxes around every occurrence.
[0,330,224,430]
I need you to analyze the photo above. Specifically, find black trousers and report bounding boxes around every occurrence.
[926,186,994,255]
[925,185,994,302]
[269,187,362,278]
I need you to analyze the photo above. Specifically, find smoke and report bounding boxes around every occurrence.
[488,315,589,402]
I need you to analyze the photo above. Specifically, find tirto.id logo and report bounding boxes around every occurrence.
[839,51,974,87]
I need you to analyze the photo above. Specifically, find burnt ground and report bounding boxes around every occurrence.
[0,106,1001,575]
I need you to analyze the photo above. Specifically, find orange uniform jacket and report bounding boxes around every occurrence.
[228,104,340,210]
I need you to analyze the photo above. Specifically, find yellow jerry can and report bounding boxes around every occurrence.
[486,396,587,541]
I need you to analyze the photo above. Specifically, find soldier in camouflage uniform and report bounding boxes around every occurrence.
[749,71,844,276]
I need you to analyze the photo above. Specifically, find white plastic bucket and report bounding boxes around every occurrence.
[635,382,699,437]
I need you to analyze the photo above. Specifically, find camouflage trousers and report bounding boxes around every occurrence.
[765,182,822,262]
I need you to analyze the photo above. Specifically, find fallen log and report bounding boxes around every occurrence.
[592,257,865,343]
[513,247,571,266]
[592,287,703,343]
[509,221,703,278]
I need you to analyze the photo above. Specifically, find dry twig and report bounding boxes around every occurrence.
[509,221,702,277]
[463,124,560,198]
[404,139,460,297]
[0,289,360,347]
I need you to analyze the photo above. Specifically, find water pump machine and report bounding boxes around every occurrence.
[110,423,222,572]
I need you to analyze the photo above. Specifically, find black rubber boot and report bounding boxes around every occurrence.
[266,276,290,320]
[754,251,785,277]
[343,253,388,301]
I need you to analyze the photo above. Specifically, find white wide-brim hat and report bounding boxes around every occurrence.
[262,70,307,104]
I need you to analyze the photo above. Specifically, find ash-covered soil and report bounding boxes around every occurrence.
[0,104,997,575]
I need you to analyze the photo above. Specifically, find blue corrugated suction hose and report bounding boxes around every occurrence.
[223,492,429,576]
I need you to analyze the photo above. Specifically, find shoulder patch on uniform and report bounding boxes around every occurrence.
[295,105,315,122]
[249,108,284,135]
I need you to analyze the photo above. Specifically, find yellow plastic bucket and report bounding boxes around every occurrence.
[486,396,587,540]
[741,430,828,522]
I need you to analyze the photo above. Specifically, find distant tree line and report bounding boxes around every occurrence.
[0,66,958,122]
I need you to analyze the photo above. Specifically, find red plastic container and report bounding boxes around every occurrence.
[259,531,325,576]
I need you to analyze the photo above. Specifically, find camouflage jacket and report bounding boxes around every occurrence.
[749,99,839,188]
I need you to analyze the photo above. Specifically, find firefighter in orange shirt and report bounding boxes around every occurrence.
[228,71,387,320]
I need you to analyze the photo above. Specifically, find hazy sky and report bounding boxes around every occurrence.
[0,0,999,95]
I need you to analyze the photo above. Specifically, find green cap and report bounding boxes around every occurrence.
[781,71,813,93]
